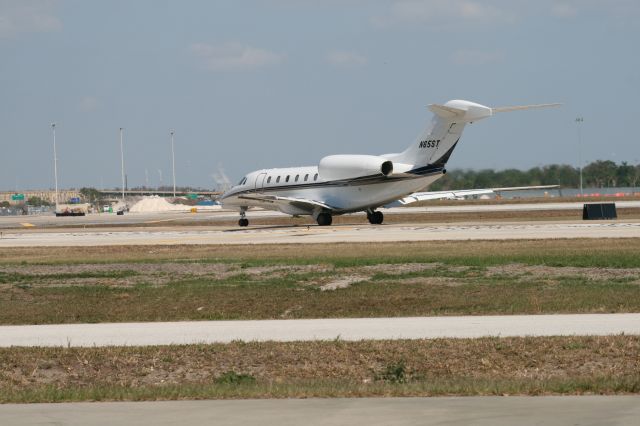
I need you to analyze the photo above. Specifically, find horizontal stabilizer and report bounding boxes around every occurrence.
[492,103,562,113]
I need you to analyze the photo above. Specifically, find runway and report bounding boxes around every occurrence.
[2,200,639,230]
[1,396,639,426]
[1,220,639,246]
[2,314,639,347]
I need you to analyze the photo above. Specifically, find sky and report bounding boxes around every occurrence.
[1,0,639,191]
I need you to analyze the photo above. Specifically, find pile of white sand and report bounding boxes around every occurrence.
[129,196,190,213]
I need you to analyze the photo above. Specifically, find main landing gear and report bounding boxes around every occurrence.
[367,210,384,225]
[316,212,332,226]
[238,210,249,227]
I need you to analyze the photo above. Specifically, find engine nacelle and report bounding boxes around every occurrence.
[318,155,393,181]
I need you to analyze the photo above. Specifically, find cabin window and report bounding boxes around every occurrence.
[314,173,318,181]
[286,175,290,182]
[295,174,299,182]
[267,176,272,184]
[304,174,309,182]
[276,176,281,183]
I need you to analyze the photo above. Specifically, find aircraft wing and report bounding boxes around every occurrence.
[393,185,560,205]
[238,194,336,212]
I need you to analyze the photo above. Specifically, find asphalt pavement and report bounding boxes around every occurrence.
[1,396,639,426]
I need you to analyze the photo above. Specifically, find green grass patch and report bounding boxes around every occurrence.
[0,239,638,324]
[1,271,639,324]
[0,270,138,284]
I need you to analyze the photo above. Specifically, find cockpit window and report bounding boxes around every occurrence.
[238,177,247,185]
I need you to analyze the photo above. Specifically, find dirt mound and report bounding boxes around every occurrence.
[129,196,190,213]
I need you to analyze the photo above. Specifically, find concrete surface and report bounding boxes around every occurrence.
[1,221,640,246]
[2,200,639,229]
[1,396,639,425]
[2,314,639,347]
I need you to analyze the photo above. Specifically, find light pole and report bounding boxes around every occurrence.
[170,129,176,197]
[575,117,584,196]
[51,123,59,208]
[119,127,125,202]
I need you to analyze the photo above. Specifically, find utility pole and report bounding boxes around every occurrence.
[51,123,59,208]
[119,127,125,202]
[170,129,176,197]
[575,117,584,196]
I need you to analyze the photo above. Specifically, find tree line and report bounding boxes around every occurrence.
[429,161,640,191]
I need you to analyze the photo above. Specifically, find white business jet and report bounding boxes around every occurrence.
[220,100,560,226]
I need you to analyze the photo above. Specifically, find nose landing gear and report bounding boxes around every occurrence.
[238,210,249,227]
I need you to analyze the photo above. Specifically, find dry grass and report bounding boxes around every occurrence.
[2,237,640,265]
[1,336,638,402]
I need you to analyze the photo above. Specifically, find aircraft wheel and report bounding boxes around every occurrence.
[317,212,332,226]
[368,211,384,224]
[373,211,384,224]
[238,218,249,227]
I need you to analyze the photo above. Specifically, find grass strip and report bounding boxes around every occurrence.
[4,377,639,403]
[2,270,639,324]
[1,239,639,324]
[1,336,638,402]
[2,238,640,267]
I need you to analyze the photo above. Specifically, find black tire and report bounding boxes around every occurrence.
[317,212,332,226]
[368,211,384,224]
[374,211,384,224]
[238,218,249,227]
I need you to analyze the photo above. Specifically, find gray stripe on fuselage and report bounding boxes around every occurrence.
[220,167,444,200]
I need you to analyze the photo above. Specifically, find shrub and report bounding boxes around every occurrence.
[214,371,256,385]
[376,360,408,384]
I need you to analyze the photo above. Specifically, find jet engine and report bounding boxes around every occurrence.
[318,155,393,181]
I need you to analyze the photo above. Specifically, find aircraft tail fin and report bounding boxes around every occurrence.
[387,100,561,169]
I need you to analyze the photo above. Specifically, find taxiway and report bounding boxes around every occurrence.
[1,396,638,426]
[2,314,639,347]
[0,220,639,246]
[2,200,639,229]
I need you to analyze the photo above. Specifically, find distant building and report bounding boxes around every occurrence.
[0,190,81,205]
